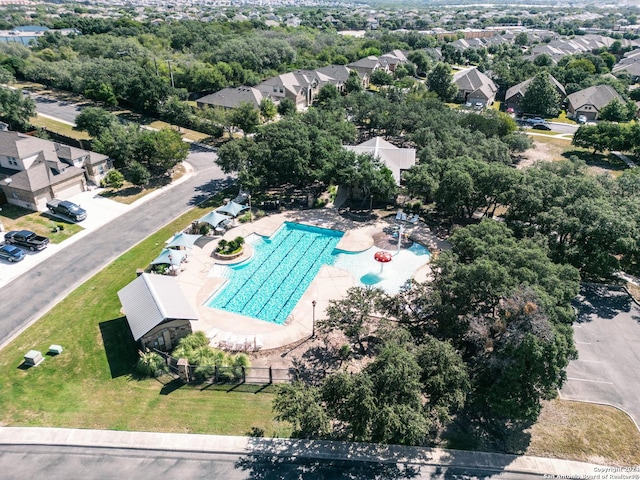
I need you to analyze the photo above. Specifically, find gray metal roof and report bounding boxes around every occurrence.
[118,273,198,341]
[344,136,416,185]
[196,87,264,109]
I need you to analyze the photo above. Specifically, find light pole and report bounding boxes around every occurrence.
[311,300,317,339]
[248,194,252,223]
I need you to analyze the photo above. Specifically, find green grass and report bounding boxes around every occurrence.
[0,189,289,437]
[0,204,83,243]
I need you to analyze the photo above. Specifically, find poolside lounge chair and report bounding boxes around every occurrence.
[409,214,419,225]
[395,210,403,221]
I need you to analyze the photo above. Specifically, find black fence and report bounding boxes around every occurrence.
[153,349,293,387]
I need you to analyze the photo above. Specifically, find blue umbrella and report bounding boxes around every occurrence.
[216,200,249,218]
[199,210,231,227]
[150,248,187,266]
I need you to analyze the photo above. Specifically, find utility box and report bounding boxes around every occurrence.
[48,345,63,355]
[24,350,44,367]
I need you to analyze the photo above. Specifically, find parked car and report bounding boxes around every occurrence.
[532,123,552,131]
[46,199,87,222]
[527,116,545,124]
[4,230,49,251]
[577,115,587,124]
[0,244,26,262]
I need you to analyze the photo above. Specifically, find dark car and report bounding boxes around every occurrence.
[0,244,26,262]
[532,123,552,131]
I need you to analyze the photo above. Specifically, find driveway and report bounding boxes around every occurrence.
[560,283,640,429]
[0,151,230,348]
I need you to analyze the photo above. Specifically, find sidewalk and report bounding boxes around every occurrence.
[0,161,195,290]
[0,427,605,476]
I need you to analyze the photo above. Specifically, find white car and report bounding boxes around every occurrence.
[577,115,587,124]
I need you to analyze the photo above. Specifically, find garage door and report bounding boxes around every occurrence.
[54,181,84,200]
[35,194,51,212]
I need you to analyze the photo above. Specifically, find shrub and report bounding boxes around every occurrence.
[199,223,211,235]
[177,331,209,350]
[255,209,265,219]
[313,198,328,209]
[127,161,150,187]
[135,350,167,378]
[101,169,125,189]
[238,212,251,223]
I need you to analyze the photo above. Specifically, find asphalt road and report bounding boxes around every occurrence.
[0,445,539,480]
[31,94,87,124]
[560,284,640,428]
[0,146,231,348]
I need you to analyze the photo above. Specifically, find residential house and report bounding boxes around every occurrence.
[612,55,640,83]
[315,65,351,92]
[347,56,388,85]
[196,86,265,110]
[344,137,416,185]
[256,70,322,110]
[504,74,566,112]
[565,85,624,121]
[118,273,197,351]
[380,50,408,72]
[452,67,498,106]
[0,131,110,211]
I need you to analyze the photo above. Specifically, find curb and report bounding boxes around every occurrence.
[0,427,605,476]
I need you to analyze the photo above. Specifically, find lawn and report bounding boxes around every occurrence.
[100,165,188,205]
[0,190,288,437]
[147,120,210,142]
[0,204,83,243]
[30,115,91,141]
[527,399,640,466]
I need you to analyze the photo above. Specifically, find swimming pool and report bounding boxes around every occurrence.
[206,222,430,324]
[207,222,343,324]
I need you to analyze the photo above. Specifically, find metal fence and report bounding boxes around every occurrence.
[152,349,293,386]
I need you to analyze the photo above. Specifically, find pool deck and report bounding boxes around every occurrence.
[174,209,445,352]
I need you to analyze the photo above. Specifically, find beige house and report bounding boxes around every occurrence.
[0,131,110,211]
[118,273,197,351]
[566,85,624,121]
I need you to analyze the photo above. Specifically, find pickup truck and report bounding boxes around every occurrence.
[4,230,49,251]
[46,198,87,222]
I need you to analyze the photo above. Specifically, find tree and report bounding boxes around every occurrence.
[600,98,630,122]
[344,70,362,94]
[370,69,393,86]
[229,102,261,136]
[74,106,117,137]
[0,87,35,131]
[135,128,190,175]
[273,383,330,438]
[259,97,277,122]
[314,84,340,109]
[514,32,529,46]
[101,169,124,189]
[320,287,383,353]
[277,98,297,117]
[408,50,431,76]
[519,73,560,117]
[427,63,457,102]
[533,53,553,67]
[127,161,150,187]
[83,80,117,106]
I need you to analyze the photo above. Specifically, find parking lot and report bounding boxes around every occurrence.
[560,283,640,429]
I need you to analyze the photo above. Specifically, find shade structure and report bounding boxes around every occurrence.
[150,248,187,266]
[166,233,202,249]
[216,200,249,218]
[198,210,231,227]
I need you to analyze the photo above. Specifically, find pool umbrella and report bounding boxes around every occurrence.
[199,210,231,227]
[216,200,249,218]
[166,233,202,250]
[374,250,393,273]
[150,248,187,266]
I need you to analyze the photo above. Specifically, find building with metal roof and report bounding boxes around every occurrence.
[118,273,197,351]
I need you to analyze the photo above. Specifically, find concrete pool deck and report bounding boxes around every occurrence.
[174,209,444,351]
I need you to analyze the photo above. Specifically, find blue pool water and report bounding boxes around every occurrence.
[207,222,343,324]
[207,222,430,324]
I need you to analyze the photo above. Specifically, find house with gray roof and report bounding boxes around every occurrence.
[0,131,110,211]
[344,136,416,185]
[347,56,388,83]
[118,273,197,351]
[566,85,624,121]
[196,86,265,110]
[380,50,408,72]
[505,74,566,112]
[452,67,498,106]
[256,70,321,110]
